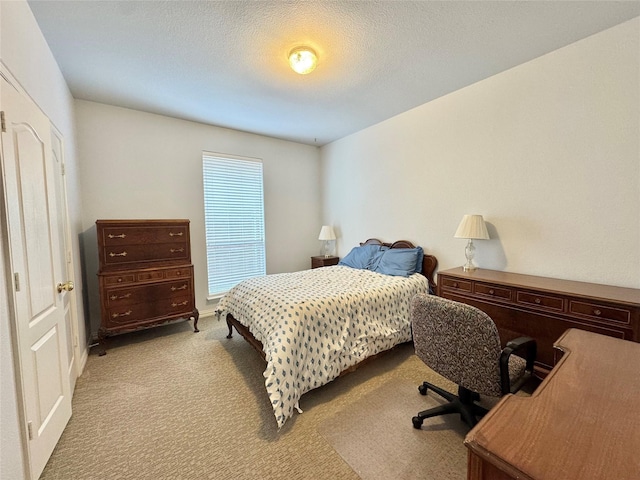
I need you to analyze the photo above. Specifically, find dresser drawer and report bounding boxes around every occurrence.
[474,283,513,301]
[440,277,472,293]
[165,266,191,279]
[101,242,190,268]
[102,273,136,286]
[569,300,631,325]
[101,225,189,246]
[105,295,194,328]
[105,279,193,307]
[517,290,565,313]
[137,270,165,282]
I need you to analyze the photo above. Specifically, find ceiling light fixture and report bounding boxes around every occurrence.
[288,46,318,75]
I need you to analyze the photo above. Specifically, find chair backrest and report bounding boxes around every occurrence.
[411,294,504,397]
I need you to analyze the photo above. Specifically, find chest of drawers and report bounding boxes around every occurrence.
[437,267,640,376]
[96,219,199,354]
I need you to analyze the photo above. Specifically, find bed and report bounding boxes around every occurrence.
[215,238,438,428]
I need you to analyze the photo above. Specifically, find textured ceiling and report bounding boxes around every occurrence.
[28,1,640,146]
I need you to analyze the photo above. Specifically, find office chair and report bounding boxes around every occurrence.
[410,294,536,429]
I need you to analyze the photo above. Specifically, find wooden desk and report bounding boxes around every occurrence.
[464,329,640,480]
[438,268,640,377]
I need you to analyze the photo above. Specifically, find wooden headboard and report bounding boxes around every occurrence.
[360,238,438,293]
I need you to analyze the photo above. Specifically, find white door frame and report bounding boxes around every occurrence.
[50,124,82,390]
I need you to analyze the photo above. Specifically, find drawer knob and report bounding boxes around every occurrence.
[169,232,184,237]
[117,278,123,283]
[109,251,128,257]
[171,301,189,307]
[535,298,541,304]
[593,309,602,316]
[170,248,185,253]
[489,289,495,295]
[112,310,132,318]
[453,282,458,288]
[107,233,126,239]
[171,284,188,291]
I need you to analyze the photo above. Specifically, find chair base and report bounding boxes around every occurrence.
[412,382,488,429]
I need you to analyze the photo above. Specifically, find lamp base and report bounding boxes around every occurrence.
[321,240,334,258]
[462,239,477,272]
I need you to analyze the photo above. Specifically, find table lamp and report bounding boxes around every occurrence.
[454,215,489,271]
[318,225,336,257]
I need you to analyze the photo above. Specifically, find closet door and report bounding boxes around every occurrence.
[1,73,72,479]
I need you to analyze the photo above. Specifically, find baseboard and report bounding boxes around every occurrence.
[78,345,89,375]
[198,307,219,319]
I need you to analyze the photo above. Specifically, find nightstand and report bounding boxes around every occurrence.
[311,256,339,269]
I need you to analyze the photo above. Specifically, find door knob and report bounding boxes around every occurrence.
[57,281,74,293]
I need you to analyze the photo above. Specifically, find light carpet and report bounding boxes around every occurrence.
[40,316,470,479]
[318,378,468,480]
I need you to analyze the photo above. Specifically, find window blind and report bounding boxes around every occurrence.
[202,153,266,297]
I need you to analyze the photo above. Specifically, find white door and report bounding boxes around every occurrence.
[1,74,72,479]
[51,126,79,392]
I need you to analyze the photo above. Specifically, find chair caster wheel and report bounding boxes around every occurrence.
[418,384,428,395]
[412,416,423,429]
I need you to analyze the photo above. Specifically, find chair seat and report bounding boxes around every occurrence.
[507,354,527,391]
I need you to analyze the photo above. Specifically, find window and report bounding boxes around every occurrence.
[202,153,266,298]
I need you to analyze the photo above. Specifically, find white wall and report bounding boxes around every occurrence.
[74,101,321,333]
[0,1,87,478]
[321,18,640,289]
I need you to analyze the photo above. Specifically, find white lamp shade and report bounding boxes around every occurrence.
[454,215,490,240]
[318,225,336,241]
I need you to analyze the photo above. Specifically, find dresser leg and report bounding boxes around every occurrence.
[192,309,200,332]
[97,329,107,356]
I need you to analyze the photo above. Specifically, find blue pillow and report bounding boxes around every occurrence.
[339,244,388,269]
[414,246,424,273]
[372,248,421,277]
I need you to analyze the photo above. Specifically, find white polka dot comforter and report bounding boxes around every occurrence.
[215,265,429,428]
